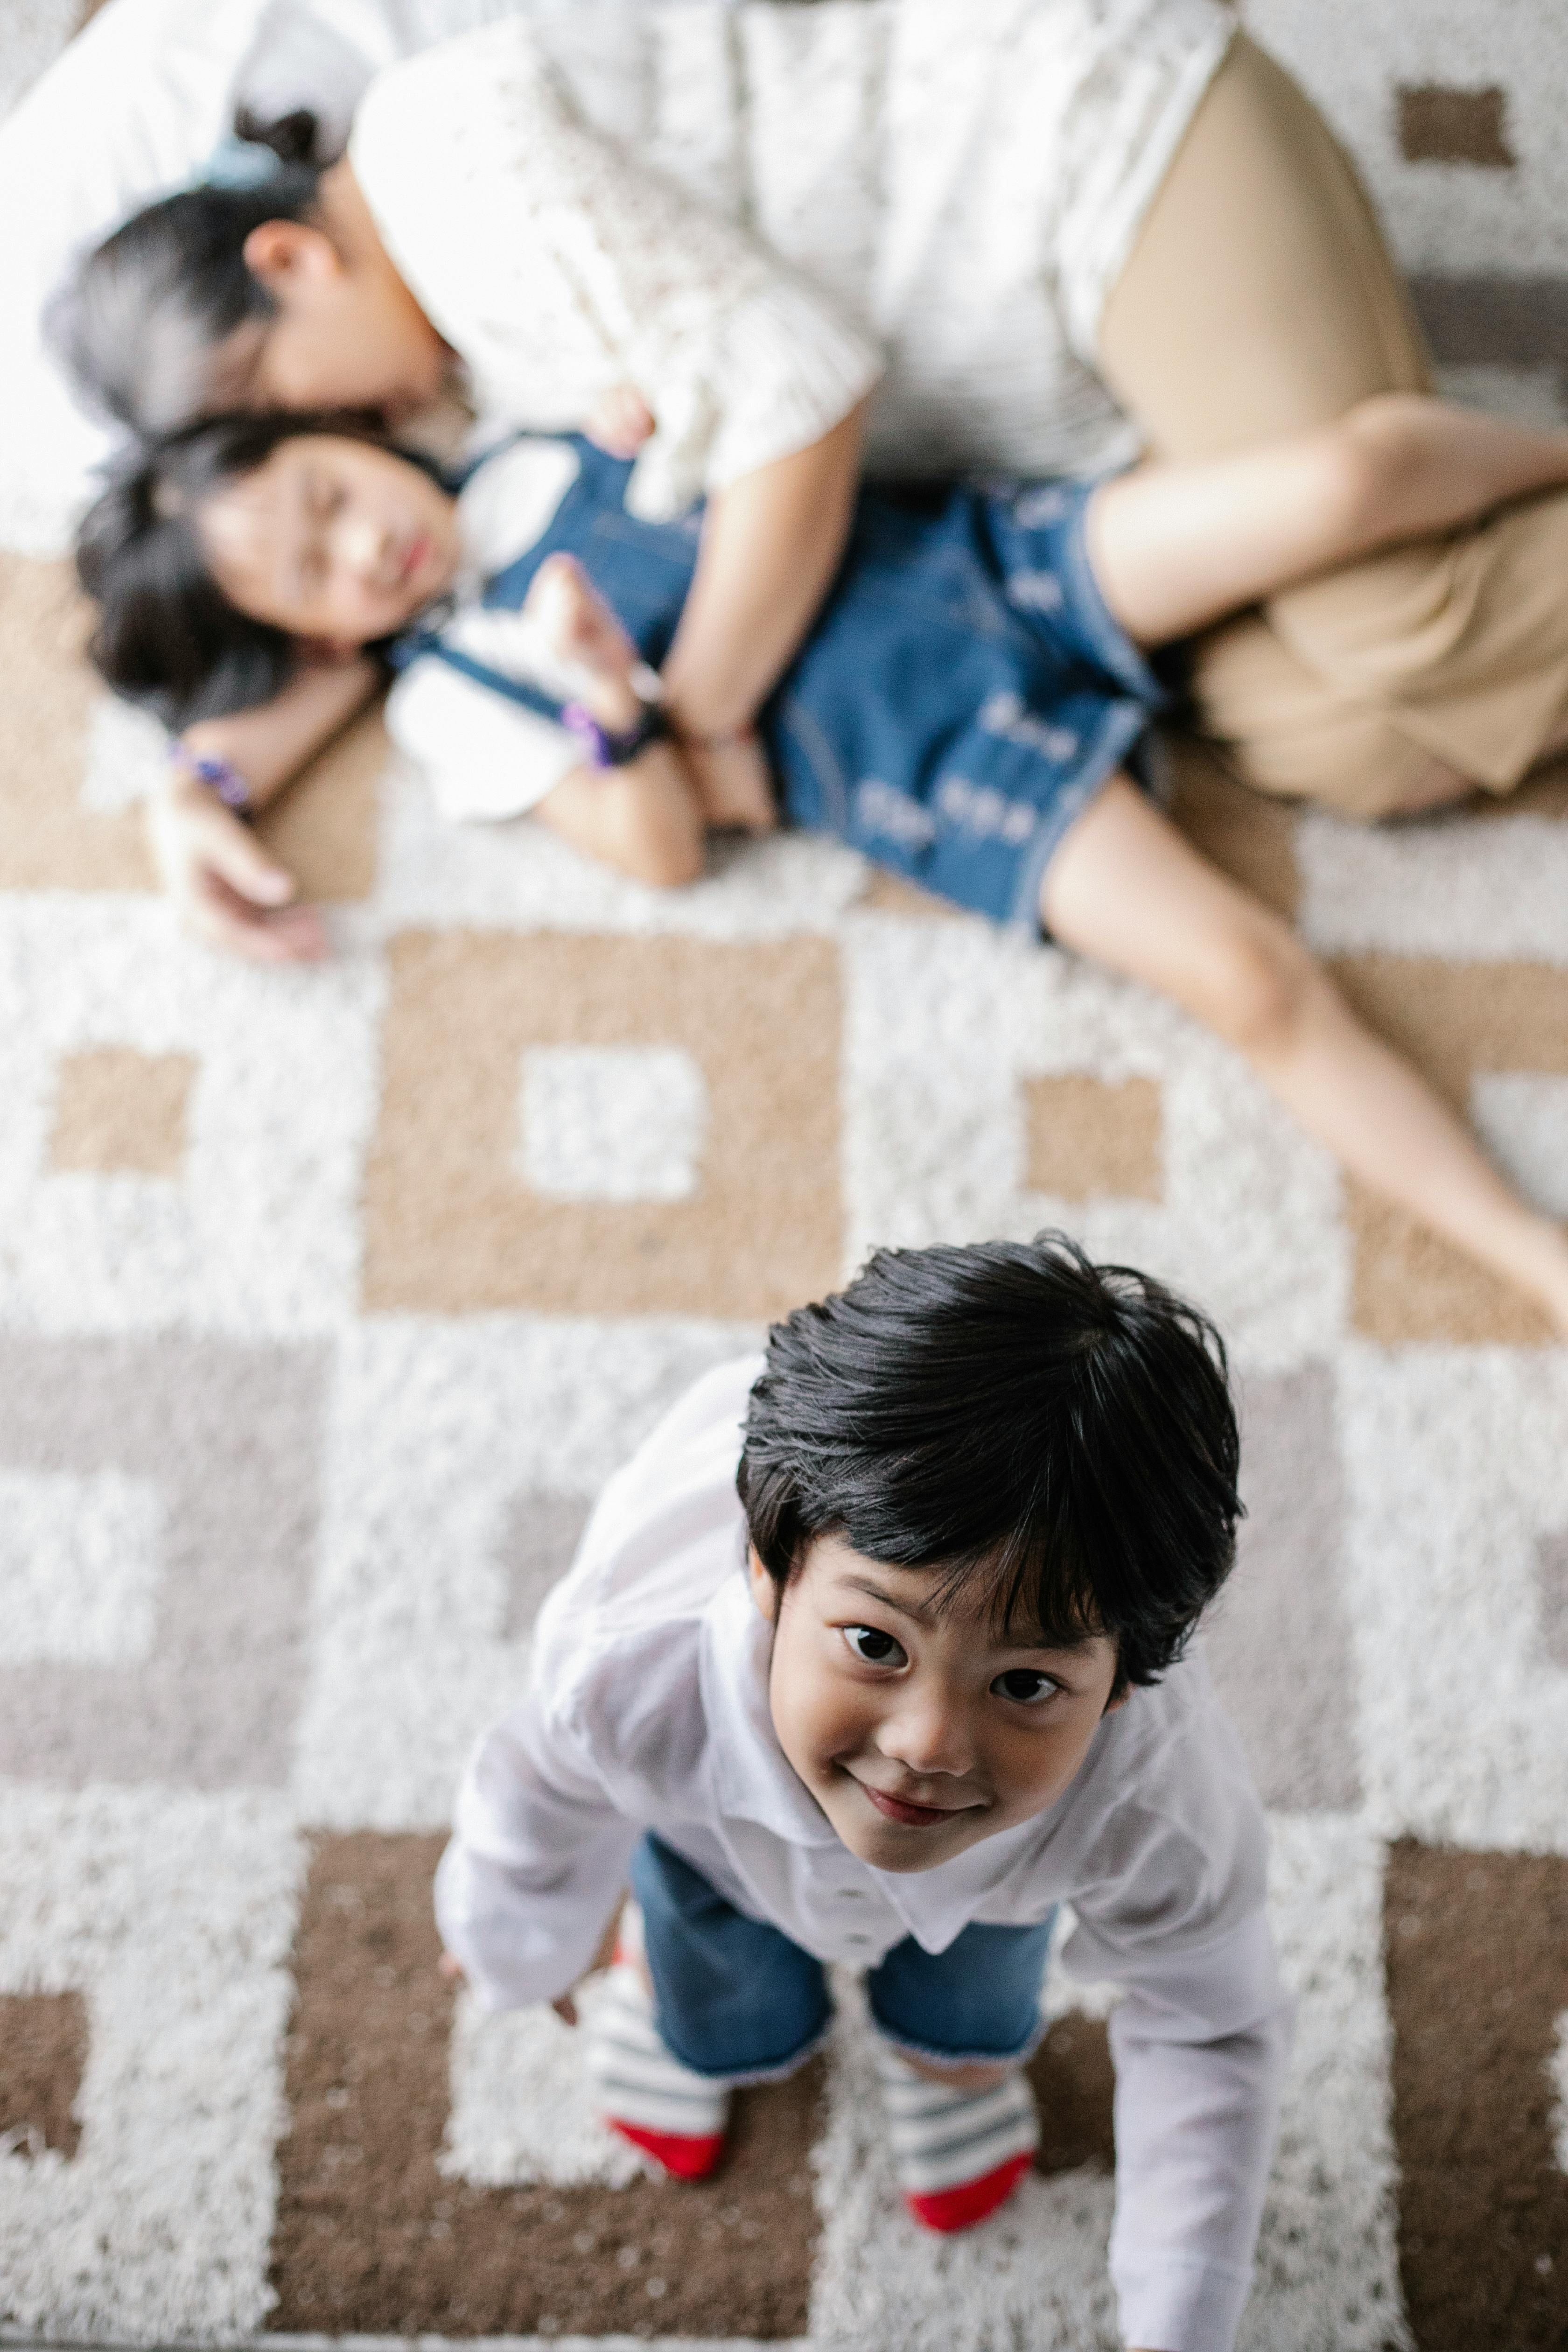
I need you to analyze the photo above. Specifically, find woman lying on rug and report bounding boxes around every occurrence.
[57,7,1568,887]
[77,392,1568,1332]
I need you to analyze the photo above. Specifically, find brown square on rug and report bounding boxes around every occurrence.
[1331,956,1568,1345]
[49,1049,196,1179]
[0,1990,87,2161]
[267,1833,821,2338]
[1385,1841,1568,2350]
[1022,1072,1163,1202]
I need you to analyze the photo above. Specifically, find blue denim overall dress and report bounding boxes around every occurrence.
[393,437,1172,926]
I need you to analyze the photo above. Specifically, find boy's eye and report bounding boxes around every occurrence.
[842,1625,905,1668]
[991,1668,1058,1706]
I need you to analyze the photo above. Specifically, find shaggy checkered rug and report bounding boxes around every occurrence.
[3,5,1568,2349]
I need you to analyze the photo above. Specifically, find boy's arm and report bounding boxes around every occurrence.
[434,1698,642,2012]
[1103,1932,1292,2352]
[151,656,380,962]
[1065,1739,1292,2352]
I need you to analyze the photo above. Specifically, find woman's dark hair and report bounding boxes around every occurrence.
[50,109,330,438]
[75,409,384,727]
[737,1232,1243,1696]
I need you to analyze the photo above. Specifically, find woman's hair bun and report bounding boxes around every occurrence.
[231,103,327,169]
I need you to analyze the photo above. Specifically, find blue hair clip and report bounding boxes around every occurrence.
[200,131,286,192]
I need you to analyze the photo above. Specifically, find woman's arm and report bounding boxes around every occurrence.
[660,398,868,746]
[350,19,881,774]
[151,656,379,961]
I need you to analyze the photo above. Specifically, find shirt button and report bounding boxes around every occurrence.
[843,1932,871,1947]
[839,1889,865,1901]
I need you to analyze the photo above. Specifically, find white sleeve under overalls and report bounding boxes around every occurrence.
[349,18,883,523]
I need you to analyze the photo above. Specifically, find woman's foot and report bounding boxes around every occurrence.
[872,2042,1038,2232]
[525,553,647,731]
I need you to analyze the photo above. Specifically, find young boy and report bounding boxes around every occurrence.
[436,1233,1290,2352]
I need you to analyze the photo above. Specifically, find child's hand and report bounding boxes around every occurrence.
[682,730,778,835]
[148,774,328,964]
[584,385,656,460]
[439,1948,581,2027]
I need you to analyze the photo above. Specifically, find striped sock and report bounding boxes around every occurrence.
[586,1961,730,2181]
[872,2041,1038,2232]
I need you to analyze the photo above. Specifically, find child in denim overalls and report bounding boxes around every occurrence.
[76,396,1568,1331]
[386,430,1169,930]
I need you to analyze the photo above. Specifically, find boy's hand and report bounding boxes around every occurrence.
[438,1948,581,2027]
[584,385,656,460]
[148,775,328,964]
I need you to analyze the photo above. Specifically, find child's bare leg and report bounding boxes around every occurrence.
[1041,774,1568,1333]
[1088,393,1568,647]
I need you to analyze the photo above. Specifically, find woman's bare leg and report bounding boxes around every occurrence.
[1088,395,1568,648]
[1041,775,1568,1332]
[1098,33,1568,813]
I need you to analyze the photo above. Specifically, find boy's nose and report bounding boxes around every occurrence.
[879,1689,976,1780]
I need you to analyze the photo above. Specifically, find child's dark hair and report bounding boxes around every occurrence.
[737,1232,1242,1696]
[51,108,329,438]
[75,409,378,727]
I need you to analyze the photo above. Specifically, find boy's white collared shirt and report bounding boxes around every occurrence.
[440,1352,1277,2013]
[436,1353,1291,2352]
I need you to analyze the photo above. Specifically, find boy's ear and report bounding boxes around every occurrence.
[746,1544,779,1624]
[1102,1684,1131,1716]
[242,218,343,296]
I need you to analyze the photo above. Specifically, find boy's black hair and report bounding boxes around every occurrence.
[737,1232,1243,1697]
[51,109,329,439]
[75,409,393,728]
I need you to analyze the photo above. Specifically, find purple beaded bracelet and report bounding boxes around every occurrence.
[560,698,669,770]
[170,744,253,816]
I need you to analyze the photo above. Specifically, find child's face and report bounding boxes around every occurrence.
[749,1533,1125,1876]
[199,434,460,650]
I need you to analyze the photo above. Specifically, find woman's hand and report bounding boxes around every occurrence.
[584,384,656,460]
[659,399,868,742]
[147,773,328,963]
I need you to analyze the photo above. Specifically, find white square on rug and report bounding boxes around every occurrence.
[1470,1073,1568,1218]
[518,1044,709,1202]
[0,1467,161,1664]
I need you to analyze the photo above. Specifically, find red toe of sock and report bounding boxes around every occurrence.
[607,2118,726,2181]
[904,2149,1034,2233]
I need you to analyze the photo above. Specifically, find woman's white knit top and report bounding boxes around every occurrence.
[350,0,1232,519]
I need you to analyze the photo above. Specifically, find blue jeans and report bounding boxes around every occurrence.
[629,1834,1056,2083]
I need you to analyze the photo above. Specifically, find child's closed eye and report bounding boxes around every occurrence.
[842,1624,906,1667]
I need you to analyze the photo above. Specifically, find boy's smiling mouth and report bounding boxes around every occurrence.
[850,1773,985,1828]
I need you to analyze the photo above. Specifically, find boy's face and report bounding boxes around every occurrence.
[749,1533,1125,1876]
[200,434,461,651]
